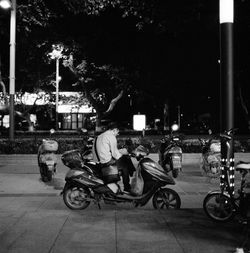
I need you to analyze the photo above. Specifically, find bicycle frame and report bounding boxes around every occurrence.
[203,128,250,223]
[218,129,250,213]
[220,130,235,196]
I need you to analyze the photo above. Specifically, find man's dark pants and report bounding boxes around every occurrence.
[117,155,135,191]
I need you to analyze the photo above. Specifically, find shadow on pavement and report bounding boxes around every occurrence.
[40,176,64,191]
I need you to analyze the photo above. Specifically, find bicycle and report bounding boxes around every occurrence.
[203,128,250,224]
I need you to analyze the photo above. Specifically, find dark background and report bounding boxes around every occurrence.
[0,0,250,133]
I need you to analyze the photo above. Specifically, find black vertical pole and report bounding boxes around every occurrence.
[220,23,234,133]
[220,3,235,193]
[9,0,16,141]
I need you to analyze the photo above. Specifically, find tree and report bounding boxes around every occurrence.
[62,51,136,131]
[1,0,250,132]
[0,0,58,130]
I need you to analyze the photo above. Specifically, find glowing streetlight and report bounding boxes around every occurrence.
[0,0,11,9]
[220,0,234,24]
[0,0,16,140]
[219,0,234,193]
[48,44,63,130]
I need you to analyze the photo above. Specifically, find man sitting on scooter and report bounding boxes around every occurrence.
[92,122,135,193]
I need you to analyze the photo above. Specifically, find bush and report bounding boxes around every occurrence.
[0,135,249,154]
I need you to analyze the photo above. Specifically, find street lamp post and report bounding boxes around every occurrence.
[48,44,63,130]
[219,0,235,192]
[55,56,60,130]
[0,0,16,140]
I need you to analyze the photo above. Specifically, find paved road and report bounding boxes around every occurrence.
[0,153,249,253]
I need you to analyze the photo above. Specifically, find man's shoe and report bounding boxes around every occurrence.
[123,189,131,195]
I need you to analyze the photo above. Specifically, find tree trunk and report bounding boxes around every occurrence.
[163,101,169,131]
[95,112,103,132]
[239,86,250,130]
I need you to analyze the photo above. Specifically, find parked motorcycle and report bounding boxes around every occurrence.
[61,145,181,210]
[38,135,58,182]
[79,128,94,148]
[158,124,183,178]
[198,136,221,178]
[78,128,94,158]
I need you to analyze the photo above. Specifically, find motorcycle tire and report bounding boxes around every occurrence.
[203,192,236,223]
[152,188,181,210]
[172,169,179,178]
[63,187,91,210]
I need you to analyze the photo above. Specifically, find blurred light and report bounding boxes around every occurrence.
[3,115,9,127]
[48,44,64,59]
[30,114,37,124]
[171,124,179,131]
[0,0,11,9]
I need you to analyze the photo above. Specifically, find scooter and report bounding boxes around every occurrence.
[158,124,183,178]
[37,130,58,182]
[198,136,221,178]
[60,145,181,210]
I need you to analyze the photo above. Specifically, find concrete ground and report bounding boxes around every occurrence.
[0,153,249,253]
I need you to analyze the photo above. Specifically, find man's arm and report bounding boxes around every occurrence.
[110,135,122,160]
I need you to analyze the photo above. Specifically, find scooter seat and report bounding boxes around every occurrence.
[236,162,250,171]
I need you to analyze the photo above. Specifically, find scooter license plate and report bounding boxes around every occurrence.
[172,157,181,169]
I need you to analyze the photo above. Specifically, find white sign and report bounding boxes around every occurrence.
[133,114,146,131]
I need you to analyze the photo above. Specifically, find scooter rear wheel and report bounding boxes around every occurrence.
[152,188,181,209]
[63,187,91,210]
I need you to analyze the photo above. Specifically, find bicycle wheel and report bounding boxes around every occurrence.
[203,192,236,222]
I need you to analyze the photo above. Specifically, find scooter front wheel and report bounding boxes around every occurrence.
[63,187,91,210]
[152,188,181,210]
[203,192,236,222]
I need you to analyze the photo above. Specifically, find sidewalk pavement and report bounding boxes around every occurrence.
[0,153,249,253]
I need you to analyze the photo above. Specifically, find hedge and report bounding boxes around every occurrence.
[0,135,250,154]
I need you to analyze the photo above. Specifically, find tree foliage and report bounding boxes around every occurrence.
[61,49,137,129]
[1,0,250,131]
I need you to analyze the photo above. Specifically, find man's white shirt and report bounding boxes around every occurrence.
[92,130,122,164]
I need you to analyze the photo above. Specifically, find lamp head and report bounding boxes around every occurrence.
[171,123,179,132]
[219,0,234,24]
[0,0,11,9]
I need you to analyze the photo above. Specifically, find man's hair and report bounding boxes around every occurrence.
[107,122,119,130]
